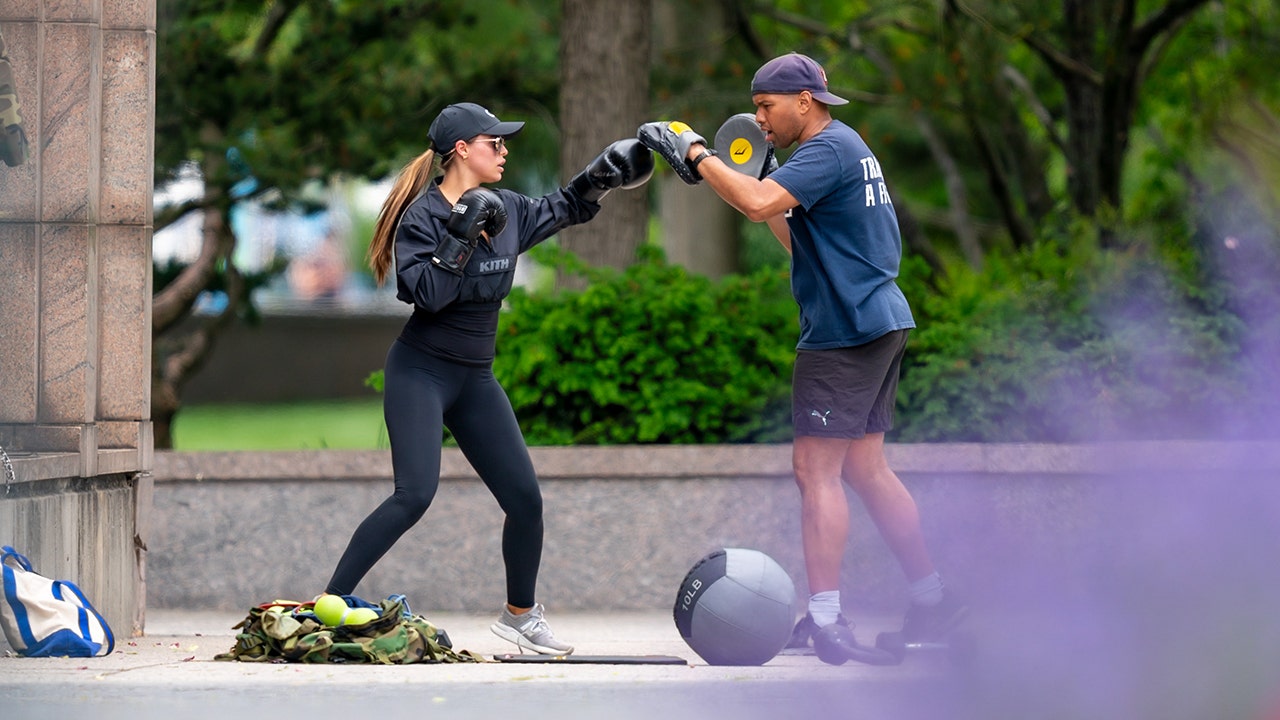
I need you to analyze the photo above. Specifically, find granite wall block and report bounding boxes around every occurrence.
[0,4,40,22]
[100,29,153,225]
[0,223,39,423]
[37,222,96,426]
[39,21,100,224]
[41,0,97,23]
[97,224,150,420]
[103,0,154,30]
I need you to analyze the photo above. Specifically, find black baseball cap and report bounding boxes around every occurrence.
[750,53,849,106]
[428,102,525,153]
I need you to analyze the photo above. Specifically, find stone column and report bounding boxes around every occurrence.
[0,1,155,640]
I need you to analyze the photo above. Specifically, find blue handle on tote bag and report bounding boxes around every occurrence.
[1,545,115,657]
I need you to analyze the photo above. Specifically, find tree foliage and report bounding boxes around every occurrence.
[152,0,563,446]
[155,0,562,203]
[153,1,1280,444]
[726,0,1274,260]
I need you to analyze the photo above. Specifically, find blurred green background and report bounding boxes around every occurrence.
[171,399,386,451]
[153,0,1280,450]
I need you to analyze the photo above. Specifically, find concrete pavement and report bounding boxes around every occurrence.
[1,609,969,720]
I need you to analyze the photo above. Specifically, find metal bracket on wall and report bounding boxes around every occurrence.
[1,444,14,497]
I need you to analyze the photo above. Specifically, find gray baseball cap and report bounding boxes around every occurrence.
[750,53,848,106]
[428,102,525,153]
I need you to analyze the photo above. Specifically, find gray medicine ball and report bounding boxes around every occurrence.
[673,547,797,665]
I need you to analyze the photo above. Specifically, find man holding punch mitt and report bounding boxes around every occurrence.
[640,53,967,662]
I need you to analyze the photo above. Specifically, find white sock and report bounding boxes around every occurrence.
[808,591,841,627]
[910,572,944,607]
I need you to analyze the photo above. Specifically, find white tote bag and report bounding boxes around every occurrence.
[1,545,114,657]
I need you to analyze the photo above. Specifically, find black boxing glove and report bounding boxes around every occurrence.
[611,138,656,189]
[446,187,507,240]
[567,139,656,203]
[432,188,506,275]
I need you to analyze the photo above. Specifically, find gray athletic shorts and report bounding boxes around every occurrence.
[791,329,910,439]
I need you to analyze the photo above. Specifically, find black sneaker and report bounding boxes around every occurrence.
[780,613,850,654]
[813,622,901,666]
[901,590,969,642]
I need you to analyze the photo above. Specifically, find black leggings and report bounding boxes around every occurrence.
[325,340,544,608]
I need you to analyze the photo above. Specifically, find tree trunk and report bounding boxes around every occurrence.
[153,123,230,333]
[1098,0,1212,233]
[1043,0,1215,247]
[1061,0,1103,220]
[151,174,242,448]
[914,115,983,268]
[649,0,742,277]
[558,0,652,283]
[658,178,739,278]
[999,67,1056,227]
[893,197,947,292]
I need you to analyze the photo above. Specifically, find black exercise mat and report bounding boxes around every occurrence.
[493,654,688,665]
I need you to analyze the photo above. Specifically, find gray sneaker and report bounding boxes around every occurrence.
[490,603,574,655]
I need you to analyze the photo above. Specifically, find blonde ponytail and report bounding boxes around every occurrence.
[367,149,439,285]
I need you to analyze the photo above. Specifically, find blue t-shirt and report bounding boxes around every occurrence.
[769,120,915,349]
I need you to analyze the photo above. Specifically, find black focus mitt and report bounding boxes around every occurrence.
[637,121,706,185]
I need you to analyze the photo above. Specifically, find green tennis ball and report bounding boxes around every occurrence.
[345,607,379,626]
[313,594,349,627]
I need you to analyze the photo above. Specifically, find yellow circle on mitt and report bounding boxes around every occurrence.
[729,138,753,165]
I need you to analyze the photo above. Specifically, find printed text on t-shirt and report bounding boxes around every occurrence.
[860,156,892,207]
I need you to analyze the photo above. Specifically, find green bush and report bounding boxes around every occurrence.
[895,240,1255,442]
[895,243,1095,441]
[366,225,1271,445]
[493,245,796,444]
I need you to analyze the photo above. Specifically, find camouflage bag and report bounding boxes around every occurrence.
[215,595,485,664]
[0,29,30,168]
